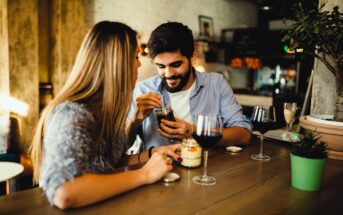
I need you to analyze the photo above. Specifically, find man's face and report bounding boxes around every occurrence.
[153,51,193,93]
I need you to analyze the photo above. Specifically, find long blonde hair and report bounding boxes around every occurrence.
[30,21,138,184]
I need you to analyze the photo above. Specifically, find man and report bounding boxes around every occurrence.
[126,22,251,151]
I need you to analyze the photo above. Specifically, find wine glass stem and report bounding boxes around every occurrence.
[259,134,264,156]
[202,150,209,177]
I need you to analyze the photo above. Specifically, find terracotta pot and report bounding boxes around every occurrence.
[300,115,343,160]
[335,91,343,121]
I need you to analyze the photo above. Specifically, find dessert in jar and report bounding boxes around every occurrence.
[181,138,202,168]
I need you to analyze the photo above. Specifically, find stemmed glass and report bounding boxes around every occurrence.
[192,114,223,186]
[283,102,297,139]
[251,106,276,161]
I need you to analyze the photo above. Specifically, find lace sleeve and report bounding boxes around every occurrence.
[39,102,96,204]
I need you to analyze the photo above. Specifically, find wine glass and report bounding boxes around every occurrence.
[192,114,223,186]
[283,102,297,139]
[251,106,276,161]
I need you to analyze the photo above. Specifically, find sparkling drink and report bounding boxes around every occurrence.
[284,109,296,124]
[283,102,297,125]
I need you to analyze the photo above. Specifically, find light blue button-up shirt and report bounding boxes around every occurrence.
[128,71,252,150]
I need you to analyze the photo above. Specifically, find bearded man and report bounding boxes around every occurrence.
[126,22,252,152]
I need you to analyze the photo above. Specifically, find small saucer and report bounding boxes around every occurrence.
[162,172,180,183]
[226,146,243,153]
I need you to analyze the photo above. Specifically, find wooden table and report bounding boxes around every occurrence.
[1,139,343,215]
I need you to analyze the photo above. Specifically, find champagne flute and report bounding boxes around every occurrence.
[192,114,223,186]
[251,106,276,161]
[283,102,297,138]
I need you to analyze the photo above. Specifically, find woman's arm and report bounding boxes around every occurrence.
[54,152,172,209]
[125,116,143,146]
[126,144,182,165]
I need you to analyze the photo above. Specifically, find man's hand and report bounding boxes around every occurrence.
[126,92,161,145]
[134,92,161,122]
[157,118,194,140]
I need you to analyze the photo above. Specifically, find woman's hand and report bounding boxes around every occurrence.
[157,118,195,140]
[141,152,173,184]
[134,92,161,122]
[153,144,182,162]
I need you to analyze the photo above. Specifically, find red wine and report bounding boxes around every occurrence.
[252,120,274,134]
[192,132,223,149]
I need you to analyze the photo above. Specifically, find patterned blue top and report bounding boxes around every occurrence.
[39,102,127,204]
[128,71,252,151]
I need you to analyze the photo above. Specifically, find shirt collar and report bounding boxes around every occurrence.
[193,68,205,93]
[155,76,163,93]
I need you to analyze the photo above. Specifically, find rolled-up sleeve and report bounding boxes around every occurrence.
[39,103,95,204]
[219,78,252,132]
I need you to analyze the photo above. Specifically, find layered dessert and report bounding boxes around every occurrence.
[181,139,202,168]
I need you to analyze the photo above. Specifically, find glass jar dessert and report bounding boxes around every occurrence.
[181,138,202,168]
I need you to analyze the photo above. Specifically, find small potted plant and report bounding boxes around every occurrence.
[290,131,328,191]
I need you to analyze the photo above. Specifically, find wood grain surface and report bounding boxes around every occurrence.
[1,138,343,215]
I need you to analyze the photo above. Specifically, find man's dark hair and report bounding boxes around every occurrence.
[147,22,194,59]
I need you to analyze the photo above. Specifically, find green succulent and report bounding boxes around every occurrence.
[291,131,328,159]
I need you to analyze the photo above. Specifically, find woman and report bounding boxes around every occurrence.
[30,21,181,209]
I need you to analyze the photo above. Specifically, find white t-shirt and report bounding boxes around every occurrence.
[168,82,195,124]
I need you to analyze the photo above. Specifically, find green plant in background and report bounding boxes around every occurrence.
[282,3,343,121]
[282,3,343,90]
[291,131,328,159]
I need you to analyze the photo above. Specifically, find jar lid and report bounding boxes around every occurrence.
[162,172,180,183]
[226,146,243,153]
[182,138,199,147]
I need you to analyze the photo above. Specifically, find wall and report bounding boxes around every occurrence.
[0,0,9,95]
[0,0,39,153]
[92,0,257,80]
[50,0,87,93]
[38,0,50,83]
[0,0,10,153]
[311,0,343,115]
[1,0,89,154]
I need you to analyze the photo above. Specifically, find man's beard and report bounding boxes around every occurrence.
[162,65,192,93]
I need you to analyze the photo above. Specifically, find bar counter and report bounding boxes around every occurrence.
[1,138,343,215]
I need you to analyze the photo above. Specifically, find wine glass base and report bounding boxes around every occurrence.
[251,154,270,161]
[192,175,216,186]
